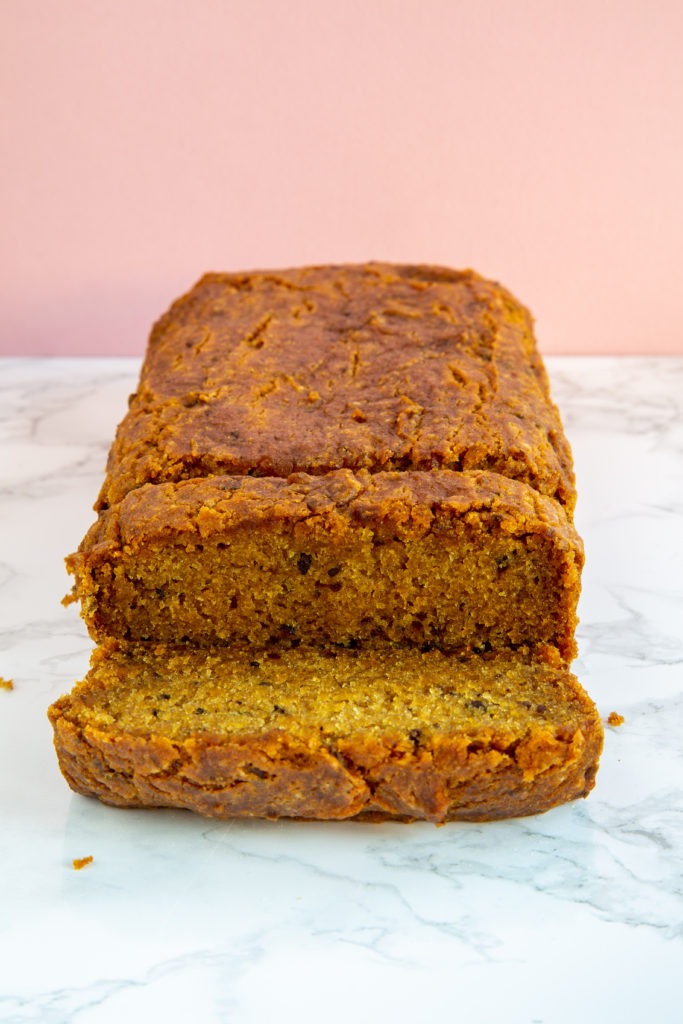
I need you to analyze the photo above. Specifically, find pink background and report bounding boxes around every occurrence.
[2,0,682,356]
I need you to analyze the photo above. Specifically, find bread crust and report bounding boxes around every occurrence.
[96,263,575,512]
[49,712,601,823]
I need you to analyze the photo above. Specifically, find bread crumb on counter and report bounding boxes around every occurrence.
[72,856,94,870]
[0,676,14,691]
[607,711,625,727]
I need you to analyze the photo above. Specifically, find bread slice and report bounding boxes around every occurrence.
[67,469,582,657]
[48,641,603,823]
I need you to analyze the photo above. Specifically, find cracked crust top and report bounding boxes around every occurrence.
[77,468,582,561]
[97,263,575,511]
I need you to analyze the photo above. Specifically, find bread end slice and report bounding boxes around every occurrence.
[48,641,602,823]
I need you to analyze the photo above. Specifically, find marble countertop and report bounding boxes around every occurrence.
[1,356,682,1023]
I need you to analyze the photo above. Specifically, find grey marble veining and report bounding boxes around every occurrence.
[0,357,682,1024]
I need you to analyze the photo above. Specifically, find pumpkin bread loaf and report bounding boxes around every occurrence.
[52,262,601,821]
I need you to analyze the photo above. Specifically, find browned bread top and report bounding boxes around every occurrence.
[97,263,574,511]
[81,468,581,557]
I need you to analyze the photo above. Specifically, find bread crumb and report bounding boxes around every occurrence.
[0,676,13,691]
[72,856,93,870]
[607,711,625,727]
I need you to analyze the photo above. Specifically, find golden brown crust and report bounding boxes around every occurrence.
[80,468,580,554]
[48,642,603,824]
[96,263,575,511]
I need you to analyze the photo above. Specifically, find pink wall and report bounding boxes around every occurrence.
[2,0,682,356]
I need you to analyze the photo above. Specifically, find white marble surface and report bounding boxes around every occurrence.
[1,356,682,1023]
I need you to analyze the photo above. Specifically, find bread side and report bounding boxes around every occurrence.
[96,263,575,511]
[48,641,603,823]
[68,469,582,658]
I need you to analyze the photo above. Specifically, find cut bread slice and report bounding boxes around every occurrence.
[67,469,582,659]
[48,640,602,823]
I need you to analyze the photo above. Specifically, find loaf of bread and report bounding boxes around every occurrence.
[52,262,601,822]
[49,641,602,823]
